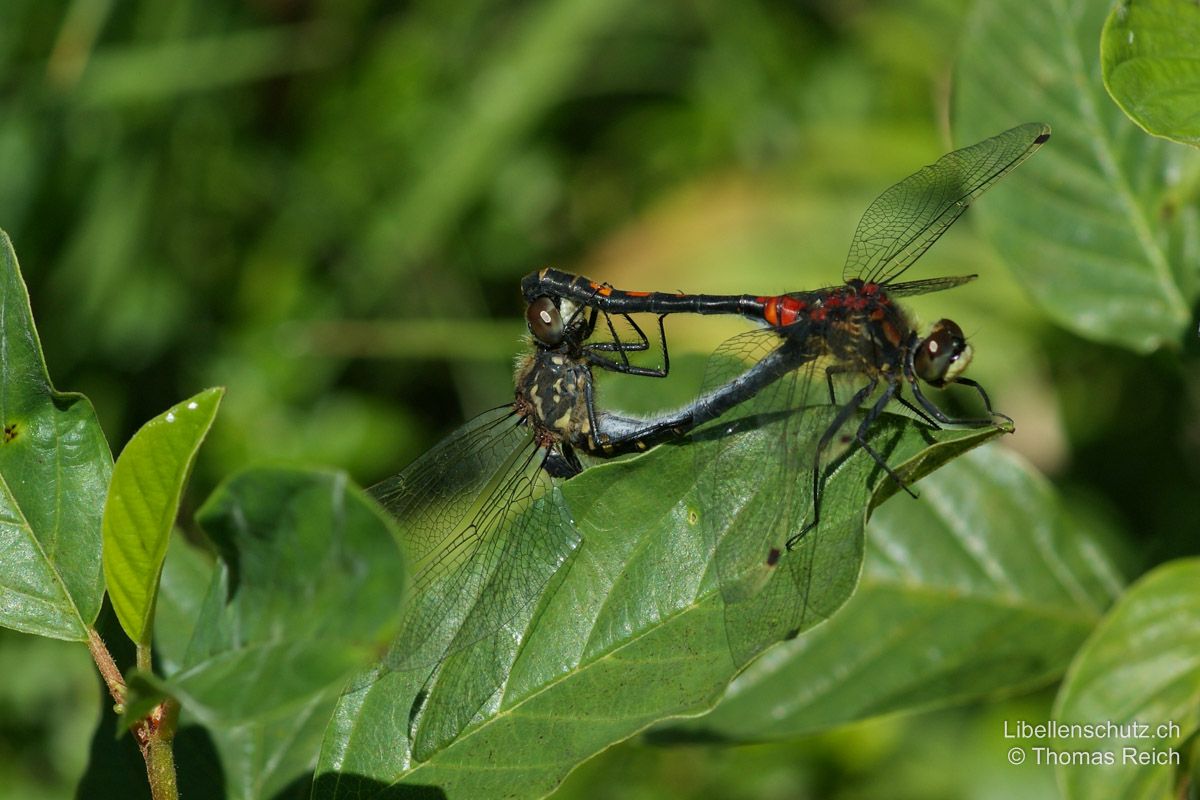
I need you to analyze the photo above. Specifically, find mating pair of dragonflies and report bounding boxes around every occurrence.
[371,122,1051,672]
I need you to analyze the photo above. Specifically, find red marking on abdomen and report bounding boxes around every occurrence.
[759,295,808,327]
[589,282,613,296]
[759,296,780,327]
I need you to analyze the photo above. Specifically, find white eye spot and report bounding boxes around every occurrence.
[928,340,940,353]
[187,402,198,410]
[539,310,553,324]
[165,412,176,423]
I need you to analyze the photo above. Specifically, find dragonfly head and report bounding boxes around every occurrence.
[912,318,972,387]
[526,296,566,346]
[526,295,591,349]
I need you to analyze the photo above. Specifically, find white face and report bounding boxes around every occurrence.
[557,297,582,325]
[942,342,974,383]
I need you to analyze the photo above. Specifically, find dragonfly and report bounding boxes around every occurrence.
[521,122,1051,662]
[370,280,805,672]
[373,122,1050,673]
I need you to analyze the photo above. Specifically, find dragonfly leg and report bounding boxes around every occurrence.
[894,392,940,428]
[788,377,876,549]
[952,377,1013,426]
[853,380,919,499]
[824,364,852,405]
[590,312,651,354]
[582,364,605,448]
[585,314,671,378]
[910,375,1007,426]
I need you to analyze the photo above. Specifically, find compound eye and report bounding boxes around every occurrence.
[913,318,969,386]
[526,296,564,346]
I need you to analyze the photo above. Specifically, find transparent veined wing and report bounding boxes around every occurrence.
[370,405,580,671]
[844,122,1051,287]
[694,327,859,667]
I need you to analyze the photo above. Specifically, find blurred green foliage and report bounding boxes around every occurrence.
[0,0,1196,798]
[0,0,979,498]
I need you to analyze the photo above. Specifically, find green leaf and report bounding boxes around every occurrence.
[103,387,224,645]
[661,445,1123,742]
[214,691,345,800]
[0,229,112,641]
[137,468,408,799]
[1102,0,1200,148]
[168,467,407,729]
[1054,559,1200,800]
[153,533,216,677]
[314,414,1002,799]
[955,0,1200,352]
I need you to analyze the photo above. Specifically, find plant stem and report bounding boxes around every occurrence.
[86,628,180,800]
[145,699,180,800]
[86,627,125,704]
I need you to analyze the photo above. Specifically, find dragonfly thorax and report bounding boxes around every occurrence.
[514,347,592,444]
[794,282,916,375]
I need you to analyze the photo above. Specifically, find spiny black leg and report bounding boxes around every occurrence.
[787,378,876,549]
[590,312,652,355]
[825,366,841,405]
[582,365,604,448]
[953,377,1013,425]
[894,392,940,428]
[588,311,662,352]
[603,309,636,368]
[853,381,918,499]
[654,314,669,377]
[585,314,671,377]
[911,377,994,426]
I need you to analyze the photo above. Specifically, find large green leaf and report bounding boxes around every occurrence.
[100,469,408,800]
[1054,559,1200,800]
[0,229,112,641]
[314,412,1003,799]
[153,533,216,677]
[661,445,1122,742]
[1102,0,1200,148]
[103,387,223,645]
[955,0,1200,352]
[213,690,344,800]
[162,467,408,728]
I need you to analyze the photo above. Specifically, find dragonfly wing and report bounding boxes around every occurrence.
[370,405,580,671]
[883,274,978,298]
[843,122,1050,287]
[695,327,844,665]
